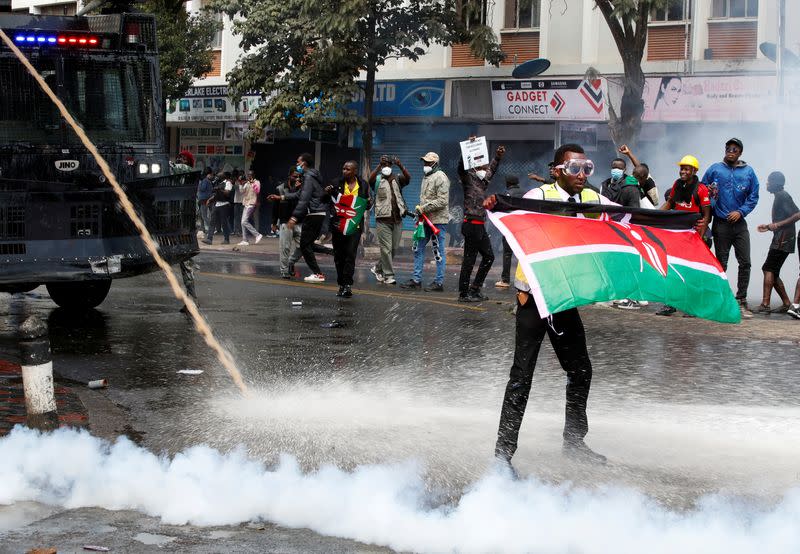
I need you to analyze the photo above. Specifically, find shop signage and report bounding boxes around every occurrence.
[166,86,264,122]
[351,80,446,118]
[641,75,778,122]
[491,79,608,121]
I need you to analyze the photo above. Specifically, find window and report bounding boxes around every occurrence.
[210,13,223,49]
[651,0,691,22]
[461,0,487,29]
[505,0,540,28]
[712,0,758,18]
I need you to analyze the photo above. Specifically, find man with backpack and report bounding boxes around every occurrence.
[656,155,712,317]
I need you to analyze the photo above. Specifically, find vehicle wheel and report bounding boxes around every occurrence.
[0,283,39,294]
[46,280,112,309]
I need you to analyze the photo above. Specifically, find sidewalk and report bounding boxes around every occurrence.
[0,359,89,437]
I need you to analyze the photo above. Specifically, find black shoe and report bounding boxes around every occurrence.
[562,440,607,465]
[281,273,292,280]
[655,305,677,316]
[424,282,444,292]
[469,289,488,302]
[336,286,345,297]
[288,263,295,276]
[342,285,353,298]
[400,279,421,289]
[222,240,230,245]
[458,293,475,302]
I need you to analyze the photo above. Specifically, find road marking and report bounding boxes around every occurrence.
[199,272,487,312]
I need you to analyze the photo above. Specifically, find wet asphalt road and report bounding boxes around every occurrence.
[1,249,800,552]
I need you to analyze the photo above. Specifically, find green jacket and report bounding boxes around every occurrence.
[418,170,450,224]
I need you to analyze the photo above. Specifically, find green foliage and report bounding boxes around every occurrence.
[207,0,503,134]
[141,0,221,100]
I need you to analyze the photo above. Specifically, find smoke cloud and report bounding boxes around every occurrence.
[1,426,799,553]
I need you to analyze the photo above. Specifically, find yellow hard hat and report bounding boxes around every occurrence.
[678,155,700,170]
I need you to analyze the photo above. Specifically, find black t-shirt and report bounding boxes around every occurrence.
[771,189,799,253]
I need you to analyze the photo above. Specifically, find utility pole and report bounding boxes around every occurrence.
[776,0,786,168]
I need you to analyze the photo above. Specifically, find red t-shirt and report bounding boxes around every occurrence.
[668,182,711,213]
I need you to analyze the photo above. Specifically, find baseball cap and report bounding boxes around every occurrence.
[421,152,439,163]
[725,137,744,151]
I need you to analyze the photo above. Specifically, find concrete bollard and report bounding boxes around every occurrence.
[19,316,59,431]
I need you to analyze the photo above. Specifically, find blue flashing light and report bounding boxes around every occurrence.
[47,37,57,43]
[36,36,46,43]
[26,36,35,42]
[15,35,26,42]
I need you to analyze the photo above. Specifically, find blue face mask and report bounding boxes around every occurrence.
[296,165,304,174]
[610,168,624,181]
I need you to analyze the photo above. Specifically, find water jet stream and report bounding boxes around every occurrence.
[0,28,249,397]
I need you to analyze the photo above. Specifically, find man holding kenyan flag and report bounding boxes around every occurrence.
[328,161,372,298]
[484,143,740,472]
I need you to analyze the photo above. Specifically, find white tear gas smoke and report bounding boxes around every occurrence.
[0,29,249,396]
[2,427,800,554]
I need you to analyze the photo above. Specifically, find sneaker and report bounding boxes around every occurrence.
[237,241,250,246]
[458,293,475,303]
[400,279,421,289]
[787,304,800,320]
[255,234,264,244]
[563,440,607,465]
[342,285,353,298]
[615,299,641,310]
[638,300,649,307]
[336,286,345,297]
[424,282,444,292]
[281,273,292,280]
[384,277,397,285]
[655,305,677,317]
[773,304,791,314]
[755,304,771,314]
[370,265,385,283]
[495,280,511,288]
[469,289,488,302]
[739,302,754,319]
[304,274,325,283]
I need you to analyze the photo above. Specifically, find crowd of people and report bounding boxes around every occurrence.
[187,137,800,319]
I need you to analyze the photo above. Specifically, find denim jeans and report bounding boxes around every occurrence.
[199,201,211,236]
[413,223,447,285]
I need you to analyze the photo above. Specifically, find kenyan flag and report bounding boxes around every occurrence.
[334,193,368,235]
[488,197,740,323]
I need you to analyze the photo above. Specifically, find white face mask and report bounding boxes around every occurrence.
[475,170,487,180]
[423,166,433,175]
[380,166,392,176]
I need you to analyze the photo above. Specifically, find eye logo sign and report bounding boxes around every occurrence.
[55,160,80,171]
[400,86,445,112]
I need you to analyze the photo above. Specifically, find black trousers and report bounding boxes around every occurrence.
[332,229,361,286]
[495,293,593,461]
[459,222,495,293]
[299,214,333,274]
[712,218,751,301]
[208,203,232,242]
[501,237,513,283]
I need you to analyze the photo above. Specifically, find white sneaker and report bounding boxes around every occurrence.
[638,300,649,306]
[787,304,800,320]
[495,280,510,288]
[304,274,325,283]
[255,234,263,244]
[384,276,397,285]
[370,265,385,282]
[615,299,641,310]
[237,241,249,246]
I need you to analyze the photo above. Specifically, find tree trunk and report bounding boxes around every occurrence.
[609,49,646,148]
[362,64,376,177]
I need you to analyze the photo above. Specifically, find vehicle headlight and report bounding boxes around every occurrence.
[138,163,149,174]
[150,163,161,174]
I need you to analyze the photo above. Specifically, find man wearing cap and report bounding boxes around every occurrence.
[702,138,760,318]
[401,152,450,290]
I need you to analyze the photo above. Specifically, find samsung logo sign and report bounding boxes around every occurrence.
[55,160,79,171]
